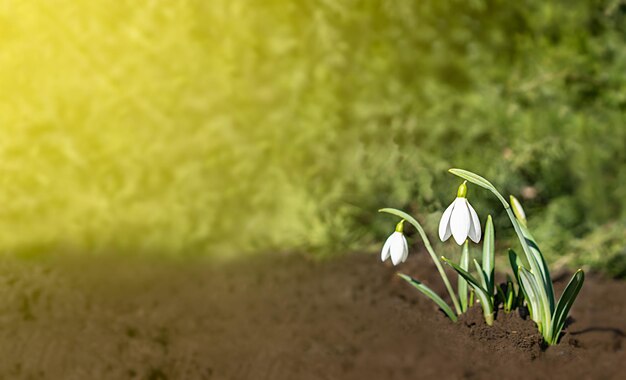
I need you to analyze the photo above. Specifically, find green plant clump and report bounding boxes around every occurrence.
[380,169,584,345]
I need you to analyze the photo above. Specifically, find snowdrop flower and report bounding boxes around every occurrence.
[381,220,409,265]
[439,181,482,245]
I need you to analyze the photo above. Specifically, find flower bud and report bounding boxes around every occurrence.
[510,195,527,227]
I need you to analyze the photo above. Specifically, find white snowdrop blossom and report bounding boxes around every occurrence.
[381,220,409,265]
[438,181,482,245]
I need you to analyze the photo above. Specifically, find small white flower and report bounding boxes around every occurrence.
[381,220,409,265]
[438,181,482,245]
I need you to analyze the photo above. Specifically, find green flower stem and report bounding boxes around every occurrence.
[379,208,462,315]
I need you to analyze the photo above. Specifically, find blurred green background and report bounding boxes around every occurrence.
[0,1,624,274]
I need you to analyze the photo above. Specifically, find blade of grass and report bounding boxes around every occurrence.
[442,257,494,325]
[506,277,516,312]
[442,257,488,294]
[508,249,528,315]
[473,259,489,292]
[519,266,546,335]
[496,284,506,311]
[482,215,495,294]
[549,270,585,344]
[519,223,555,311]
[397,273,458,322]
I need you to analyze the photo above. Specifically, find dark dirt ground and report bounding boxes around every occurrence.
[0,251,624,380]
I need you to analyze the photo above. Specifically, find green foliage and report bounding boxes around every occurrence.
[0,1,623,260]
[551,270,585,344]
[482,216,495,295]
[442,256,494,325]
[397,273,458,322]
[454,168,584,344]
[568,222,626,278]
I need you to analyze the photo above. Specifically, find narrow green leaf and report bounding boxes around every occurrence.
[518,266,547,335]
[509,249,534,316]
[506,277,516,312]
[397,273,458,322]
[519,223,555,311]
[508,248,529,278]
[508,249,521,283]
[550,270,585,344]
[496,284,506,310]
[458,242,470,313]
[482,215,495,294]
[442,257,488,295]
[442,257,493,325]
[470,283,494,325]
[473,259,489,293]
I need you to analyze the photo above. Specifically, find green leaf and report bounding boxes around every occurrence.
[458,242,470,313]
[518,266,546,335]
[442,257,494,325]
[508,247,528,273]
[508,249,528,312]
[397,273,458,322]
[519,223,555,311]
[473,259,489,292]
[482,215,495,294]
[508,249,521,283]
[549,270,585,344]
[496,283,506,310]
[442,257,487,294]
[505,277,516,312]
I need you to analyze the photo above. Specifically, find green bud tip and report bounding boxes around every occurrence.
[509,195,527,226]
[457,181,468,198]
[395,219,405,233]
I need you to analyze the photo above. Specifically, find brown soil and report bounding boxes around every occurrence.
[0,252,624,379]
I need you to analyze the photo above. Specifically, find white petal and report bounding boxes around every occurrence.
[438,201,455,241]
[467,201,482,243]
[450,198,470,245]
[401,235,409,262]
[390,232,405,265]
[381,234,392,262]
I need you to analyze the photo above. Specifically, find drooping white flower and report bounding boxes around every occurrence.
[438,181,482,245]
[381,220,409,265]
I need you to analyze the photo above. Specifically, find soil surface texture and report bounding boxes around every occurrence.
[0,252,624,379]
